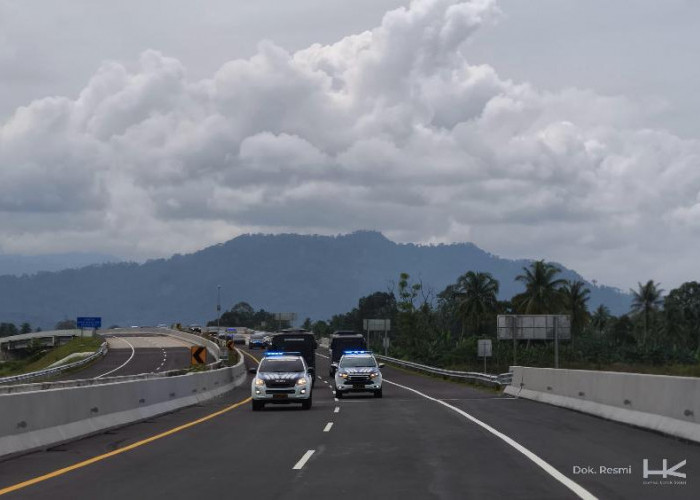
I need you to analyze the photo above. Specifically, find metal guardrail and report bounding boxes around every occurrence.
[0,342,109,386]
[374,354,513,387]
[0,357,232,395]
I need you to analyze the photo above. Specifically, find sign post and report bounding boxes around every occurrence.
[77,317,101,337]
[477,339,492,373]
[190,346,207,366]
[273,312,297,331]
[364,319,391,355]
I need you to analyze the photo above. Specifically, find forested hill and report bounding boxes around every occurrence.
[0,231,631,329]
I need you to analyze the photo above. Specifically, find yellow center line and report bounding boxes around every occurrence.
[0,353,261,497]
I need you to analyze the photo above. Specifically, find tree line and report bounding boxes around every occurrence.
[308,261,700,373]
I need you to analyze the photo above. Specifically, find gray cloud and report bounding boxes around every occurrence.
[0,0,699,291]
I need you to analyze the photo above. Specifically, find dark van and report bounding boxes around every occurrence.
[329,333,367,376]
[269,329,318,384]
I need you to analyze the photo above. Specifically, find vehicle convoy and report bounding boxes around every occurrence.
[248,332,271,349]
[328,332,367,376]
[249,352,313,411]
[334,351,384,398]
[269,329,317,384]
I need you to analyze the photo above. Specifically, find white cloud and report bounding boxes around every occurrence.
[1,0,699,290]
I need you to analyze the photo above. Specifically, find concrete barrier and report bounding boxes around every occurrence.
[505,366,700,443]
[0,350,247,459]
[164,328,221,361]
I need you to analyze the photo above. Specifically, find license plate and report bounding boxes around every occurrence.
[273,394,288,399]
[353,384,364,389]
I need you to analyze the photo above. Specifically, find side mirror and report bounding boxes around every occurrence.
[331,362,339,368]
[378,363,385,368]
[248,367,257,374]
[307,367,315,375]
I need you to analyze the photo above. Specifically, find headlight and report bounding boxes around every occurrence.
[370,372,379,378]
[339,372,348,379]
[296,377,306,386]
[254,378,265,386]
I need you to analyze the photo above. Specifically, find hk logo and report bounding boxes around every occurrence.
[643,459,687,479]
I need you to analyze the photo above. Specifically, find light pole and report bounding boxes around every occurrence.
[217,285,221,331]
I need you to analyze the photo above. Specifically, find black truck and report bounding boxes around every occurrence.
[269,329,318,385]
[328,331,367,376]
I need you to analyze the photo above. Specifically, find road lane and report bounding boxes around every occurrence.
[1,346,698,499]
[55,330,193,380]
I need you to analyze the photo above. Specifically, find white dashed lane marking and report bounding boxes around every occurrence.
[292,450,315,470]
[323,423,333,432]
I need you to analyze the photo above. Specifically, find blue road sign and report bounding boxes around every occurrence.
[77,317,102,329]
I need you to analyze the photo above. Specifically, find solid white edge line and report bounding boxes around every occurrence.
[292,449,315,470]
[383,379,597,500]
[323,423,333,432]
[96,337,136,378]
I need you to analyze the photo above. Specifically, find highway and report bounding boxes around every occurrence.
[0,348,698,499]
[55,328,193,380]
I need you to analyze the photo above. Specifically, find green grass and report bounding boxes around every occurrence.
[0,336,104,377]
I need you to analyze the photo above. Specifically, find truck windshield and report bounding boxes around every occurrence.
[258,359,304,372]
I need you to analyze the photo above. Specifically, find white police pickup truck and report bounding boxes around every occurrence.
[250,352,313,411]
[333,351,384,398]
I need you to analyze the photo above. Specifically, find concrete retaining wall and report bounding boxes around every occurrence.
[0,353,246,459]
[505,366,700,443]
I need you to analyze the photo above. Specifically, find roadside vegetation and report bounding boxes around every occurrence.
[308,264,700,377]
[0,336,103,377]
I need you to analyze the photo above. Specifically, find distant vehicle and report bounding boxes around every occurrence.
[270,330,317,384]
[230,332,246,345]
[334,351,384,399]
[130,325,139,328]
[332,330,359,336]
[249,352,313,411]
[189,324,202,334]
[156,323,168,328]
[329,333,367,376]
[249,332,270,349]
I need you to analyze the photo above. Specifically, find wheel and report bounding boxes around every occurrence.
[335,389,343,399]
[302,397,312,410]
[252,400,264,411]
[374,389,383,398]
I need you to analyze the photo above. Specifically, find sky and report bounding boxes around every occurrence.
[1,0,699,292]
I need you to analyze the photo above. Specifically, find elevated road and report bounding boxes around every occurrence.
[0,348,698,499]
[55,328,193,380]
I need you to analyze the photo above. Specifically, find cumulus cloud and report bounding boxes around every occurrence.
[1,0,699,289]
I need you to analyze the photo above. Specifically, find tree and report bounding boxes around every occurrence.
[513,260,566,314]
[20,322,32,334]
[55,319,77,330]
[302,317,312,330]
[590,305,611,335]
[664,281,700,352]
[630,280,664,346]
[0,323,19,337]
[453,271,499,338]
[560,280,590,343]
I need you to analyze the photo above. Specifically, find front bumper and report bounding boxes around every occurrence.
[335,377,382,392]
[251,384,311,402]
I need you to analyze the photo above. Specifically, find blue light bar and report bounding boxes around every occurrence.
[264,351,301,357]
[343,350,372,355]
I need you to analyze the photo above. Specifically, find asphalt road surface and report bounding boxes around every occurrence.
[55,328,192,380]
[1,348,698,499]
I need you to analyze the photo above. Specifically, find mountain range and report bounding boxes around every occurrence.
[0,231,631,329]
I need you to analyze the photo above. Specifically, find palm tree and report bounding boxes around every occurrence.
[560,280,590,345]
[590,304,611,335]
[630,280,664,346]
[454,271,500,338]
[514,260,566,314]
